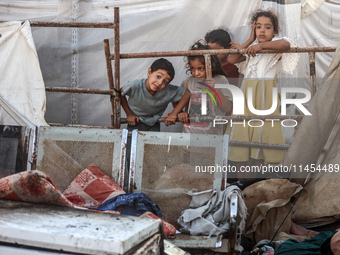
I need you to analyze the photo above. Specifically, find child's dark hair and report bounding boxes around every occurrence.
[251,9,280,34]
[204,29,232,48]
[186,40,227,78]
[150,58,175,81]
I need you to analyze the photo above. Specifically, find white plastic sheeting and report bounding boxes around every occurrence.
[0,21,48,127]
[301,1,340,79]
[0,0,338,130]
[301,0,326,19]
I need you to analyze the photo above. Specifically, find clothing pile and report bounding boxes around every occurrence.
[177,185,247,248]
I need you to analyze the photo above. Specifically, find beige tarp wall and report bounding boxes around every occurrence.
[284,40,340,226]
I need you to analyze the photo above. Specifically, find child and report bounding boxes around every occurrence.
[120,58,190,132]
[205,29,240,86]
[226,9,299,175]
[177,41,233,135]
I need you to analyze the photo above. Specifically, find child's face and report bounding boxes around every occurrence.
[189,59,206,78]
[207,42,228,63]
[145,68,171,95]
[255,16,277,43]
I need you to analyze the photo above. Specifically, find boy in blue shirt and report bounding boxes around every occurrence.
[120,58,190,131]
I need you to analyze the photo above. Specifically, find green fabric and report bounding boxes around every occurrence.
[275,231,336,255]
[321,231,337,255]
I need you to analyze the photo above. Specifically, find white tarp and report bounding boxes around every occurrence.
[299,0,340,89]
[0,21,48,127]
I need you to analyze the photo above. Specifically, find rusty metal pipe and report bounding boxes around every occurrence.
[112,7,121,129]
[229,140,289,150]
[29,21,115,29]
[49,123,114,129]
[29,126,39,170]
[113,7,121,129]
[309,52,316,97]
[45,87,114,95]
[112,47,336,60]
[204,54,212,79]
[104,39,116,128]
[121,115,303,123]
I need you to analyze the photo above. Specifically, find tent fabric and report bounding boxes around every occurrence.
[284,40,340,178]
[283,41,340,226]
[0,96,34,127]
[301,0,326,19]
[0,21,48,127]
[293,176,340,225]
[242,178,303,244]
[299,0,340,91]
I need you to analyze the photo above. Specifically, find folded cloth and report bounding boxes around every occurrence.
[177,185,247,238]
[91,193,162,217]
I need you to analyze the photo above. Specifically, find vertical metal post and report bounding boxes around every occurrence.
[309,52,316,97]
[104,39,115,127]
[30,126,39,170]
[128,130,138,193]
[204,54,214,115]
[119,129,128,188]
[71,0,79,124]
[222,134,229,190]
[113,7,121,129]
[204,54,212,78]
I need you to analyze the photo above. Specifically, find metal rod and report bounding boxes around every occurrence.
[29,21,116,29]
[119,121,289,150]
[113,7,121,129]
[112,47,336,60]
[309,52,316,97]
[30,126,39,170]
[121,115,304,123]
[104,39,116,128]
[45,87,114,95]
[204,54,212,79]
[49,123,113,129]
[229,140,289,150]
[121,115,300,150]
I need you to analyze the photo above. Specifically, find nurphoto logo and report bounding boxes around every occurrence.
[200,83,312,128]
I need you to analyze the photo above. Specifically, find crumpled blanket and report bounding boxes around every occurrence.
[0,170,121,214]
[92,193,163,217]
[177,185,247,238]
[0,170,74,207]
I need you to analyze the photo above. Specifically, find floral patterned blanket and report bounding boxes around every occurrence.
[0,167,176,237]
